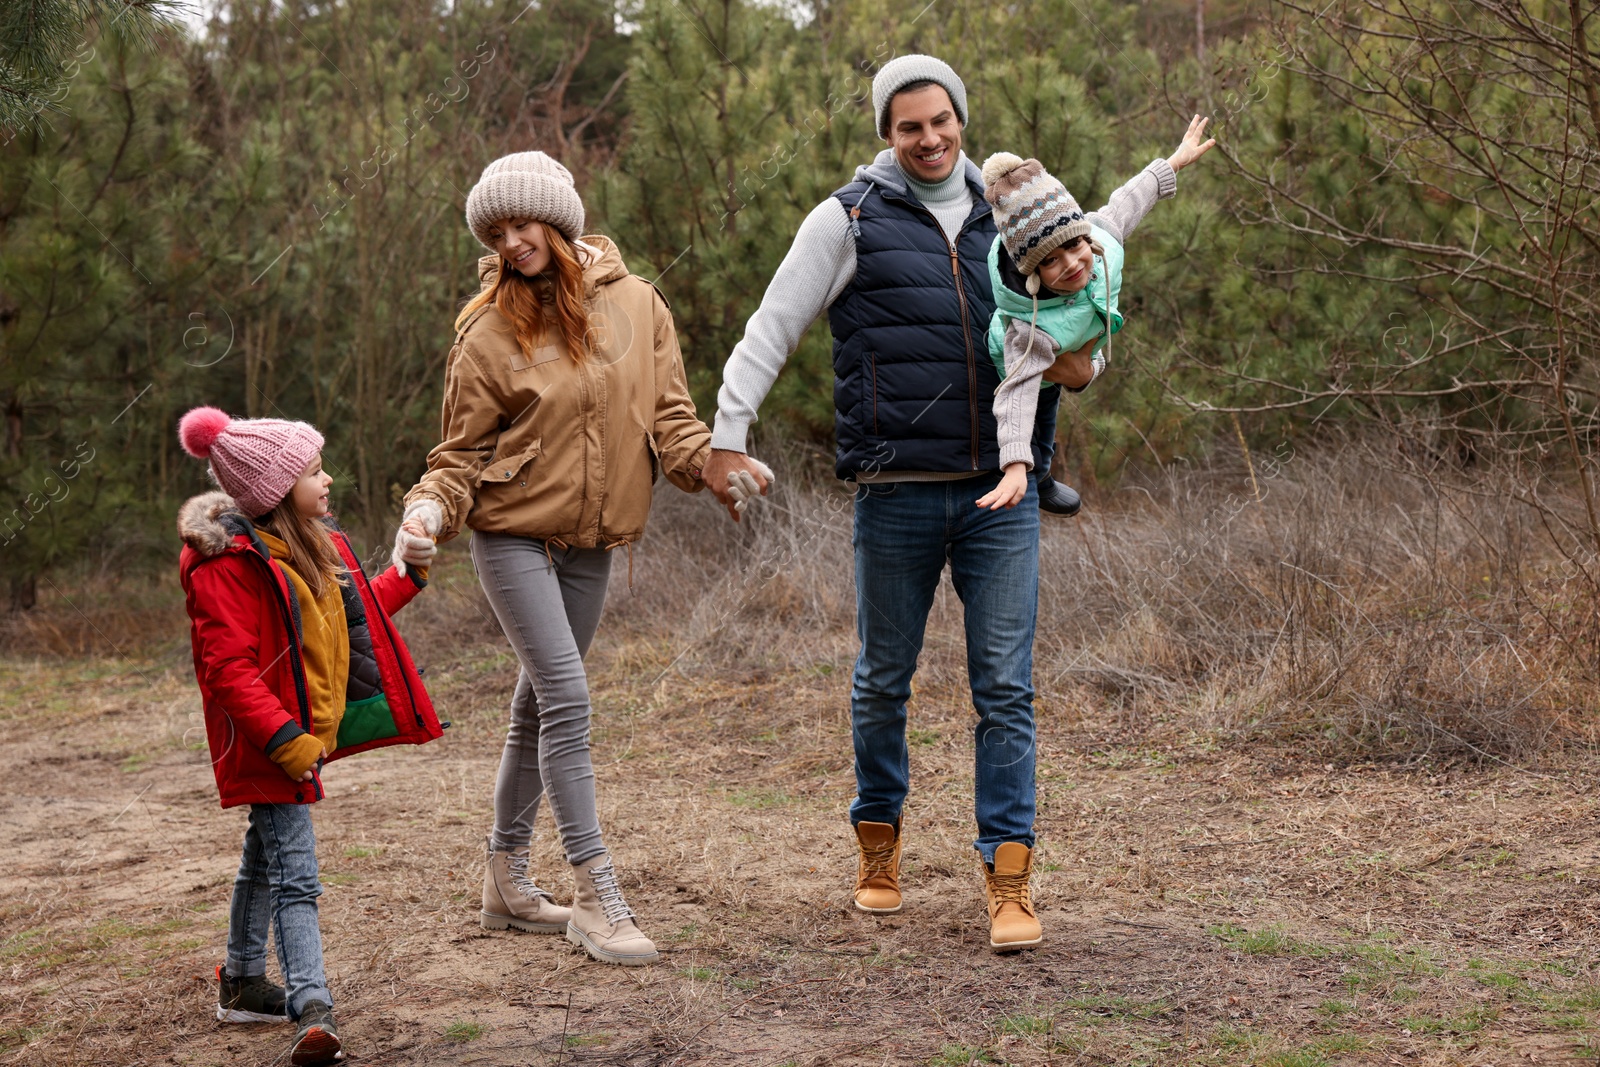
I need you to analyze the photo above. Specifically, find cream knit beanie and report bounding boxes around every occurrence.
[465,151,585,251]
[981,152,1092,282]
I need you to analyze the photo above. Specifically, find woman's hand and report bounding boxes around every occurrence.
[976,464,1030,511]
[1166,114,1216,172]
[392,499,442,577]
[727,457,775,514]
[703,449,773,523]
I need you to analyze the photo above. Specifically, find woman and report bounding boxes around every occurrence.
[394,151,711,966]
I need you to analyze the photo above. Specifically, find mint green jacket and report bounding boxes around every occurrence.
[985,223,1125,379]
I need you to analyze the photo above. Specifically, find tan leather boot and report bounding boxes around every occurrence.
[566,853,659,966]
[481,841,572,933]
[983,842,1043,952]
[853,820,904,913]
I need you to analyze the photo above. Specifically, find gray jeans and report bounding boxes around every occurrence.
[471,532,611,865]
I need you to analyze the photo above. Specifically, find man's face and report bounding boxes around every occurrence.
[886,84,962,184]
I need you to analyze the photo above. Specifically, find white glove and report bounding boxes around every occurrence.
[391,499,442,578]
[727,458,775,513]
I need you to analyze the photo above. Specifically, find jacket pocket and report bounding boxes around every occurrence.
[476,439,543,486]
[644,430,661,485]
[869,352,880,435]
[508,343,564,372]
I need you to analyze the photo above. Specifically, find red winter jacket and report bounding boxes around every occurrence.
[178,491,445,808]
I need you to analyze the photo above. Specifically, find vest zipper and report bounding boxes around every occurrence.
[891,192,986,472]
[945,235,979,471]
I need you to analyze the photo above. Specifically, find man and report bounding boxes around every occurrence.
[703,55,1110,952]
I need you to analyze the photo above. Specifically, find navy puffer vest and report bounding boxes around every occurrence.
[827,151,1059,480]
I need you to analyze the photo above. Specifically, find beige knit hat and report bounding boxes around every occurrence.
[465,151,585,251]
[982,152,1092,286]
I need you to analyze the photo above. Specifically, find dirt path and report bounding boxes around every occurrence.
[4,577,1598,1066]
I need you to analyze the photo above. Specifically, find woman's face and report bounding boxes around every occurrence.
[1037,236,1095,294]
[290,454,333,519]
[490,218,552,276]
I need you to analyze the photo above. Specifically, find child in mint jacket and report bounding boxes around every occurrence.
[975,116,1216,512]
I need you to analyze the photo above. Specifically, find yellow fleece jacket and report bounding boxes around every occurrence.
[256,527,349,757]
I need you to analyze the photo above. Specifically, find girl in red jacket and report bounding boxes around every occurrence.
[177,407,443,1067]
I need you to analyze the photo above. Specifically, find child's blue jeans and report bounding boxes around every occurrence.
[226,802,330,1019]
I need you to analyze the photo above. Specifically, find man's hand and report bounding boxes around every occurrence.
[1166,114,1216,172]
[703,448,772,523]
[1041,335,1101,388]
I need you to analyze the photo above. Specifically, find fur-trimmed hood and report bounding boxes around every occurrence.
[178,491,252,559]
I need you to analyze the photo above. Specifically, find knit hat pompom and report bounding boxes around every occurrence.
[179,406,232,459]
[177,406,325,517]
[981,153,1091,278]
[980,152,1027,189]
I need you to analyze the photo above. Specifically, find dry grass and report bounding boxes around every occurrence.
[3,442,1598,1066]
[613,438,1595,761]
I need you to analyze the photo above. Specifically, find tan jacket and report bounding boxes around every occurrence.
[406,236,710,547]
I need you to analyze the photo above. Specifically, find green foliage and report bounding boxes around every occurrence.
[3,0,1595,597]
[0,0,185,133]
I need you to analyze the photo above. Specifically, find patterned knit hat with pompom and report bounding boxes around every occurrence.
[982,152,1092,286]
[465,150,586,251]
[178,406,324,518]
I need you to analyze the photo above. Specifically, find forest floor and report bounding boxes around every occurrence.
[3,540,1599,1067]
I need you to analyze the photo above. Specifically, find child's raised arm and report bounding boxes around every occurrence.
[1089,115,1216,245]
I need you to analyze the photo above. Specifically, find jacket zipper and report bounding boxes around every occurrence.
[906,199,982,471]
[250,549,323,801]
[342,534,426,730]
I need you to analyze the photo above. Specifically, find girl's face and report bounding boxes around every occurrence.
[1037,236,1095,294]
[290,454,333,519]
[490,218,552,276]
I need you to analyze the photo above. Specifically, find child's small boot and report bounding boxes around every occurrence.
[1037,461,1082,516]
[566,853,659,965]
[215,965,288,1023]
[481,837,572,933]
[289,1000,341,1065]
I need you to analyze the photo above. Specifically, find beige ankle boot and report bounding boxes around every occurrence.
[983,842,1043,952]
[566,853,659,966]
[481,841,572,933]
[853,821,904,913]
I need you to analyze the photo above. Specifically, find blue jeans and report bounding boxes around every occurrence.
[849,472,1040,863]
[226,803,330,1019]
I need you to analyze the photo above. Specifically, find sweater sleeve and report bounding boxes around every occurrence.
[993,320,1063,471]
[1087,158,1178,245]
[710,198,857,453]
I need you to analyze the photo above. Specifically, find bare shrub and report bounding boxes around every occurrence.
[609,438,1591,760]
[6,439,1584,761]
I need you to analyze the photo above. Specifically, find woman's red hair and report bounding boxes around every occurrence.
[456,223,590,361]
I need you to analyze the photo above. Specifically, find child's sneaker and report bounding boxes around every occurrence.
[290,1000,343,1065]
[215,965,288,1023]
[1037,464,1082,516]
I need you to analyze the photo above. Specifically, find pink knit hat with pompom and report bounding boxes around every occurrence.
[178,406,324,518]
